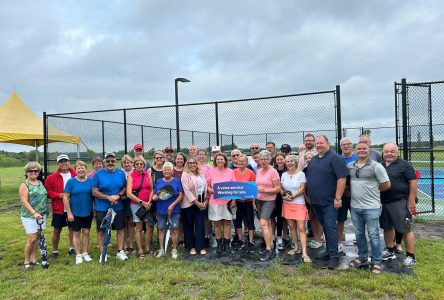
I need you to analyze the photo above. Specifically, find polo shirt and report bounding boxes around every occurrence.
[92,168,127,212]
[306,150,348,206]
[380,158,416,204]
[348,159,389,209]
[341,153,357,165]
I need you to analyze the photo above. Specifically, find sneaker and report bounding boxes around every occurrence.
[328,257,340,270]
[338,243,344,253]
[99,254,108,264]
[246,242,255,253]
[402,256,416,268]
[156,250,166,258]
[260,250,273,261]
[277,241,284,251]
[68,247,75,256]
[75,254,83,265]
[172,249,178,259]
[308,240,322,249]
[116,250,128,261]
[381,250,396,261]
[51,251,59,259]
[82,252,92,262]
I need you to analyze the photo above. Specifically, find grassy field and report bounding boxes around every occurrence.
[1,167,444,299]
[0,166,23,210]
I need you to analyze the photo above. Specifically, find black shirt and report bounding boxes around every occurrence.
[380,158,416,204]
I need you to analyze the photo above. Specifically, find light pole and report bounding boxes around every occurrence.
[175,77,190,152]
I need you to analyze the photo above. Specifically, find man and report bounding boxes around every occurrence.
[265,141,276,166]
[188,144,198,159]
[92,152,128,262]
[228,149,254,171]
[44,154,76,258]
[208,145,221,167]
[337,137,357,253]
[247,143,260,171]
[279,144,291,157]
[133,144,151,169]
[305,135,348,269]
[299,133,318,167]
[164,147,174,163]
[347,142,390,274]
[380,143,418,267]
[358,135,382,162]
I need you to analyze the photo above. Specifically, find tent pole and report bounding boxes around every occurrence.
[35,140,39,161]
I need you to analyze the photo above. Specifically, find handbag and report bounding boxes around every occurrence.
[134,173,147,220]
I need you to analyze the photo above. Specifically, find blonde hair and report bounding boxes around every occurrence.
[121,154,133,167]
[24,162,42,175]
[74,160,87,169]
[133,156,146,166]
[184,157,201,176]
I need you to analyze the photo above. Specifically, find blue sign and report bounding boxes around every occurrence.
[213,181,257,200]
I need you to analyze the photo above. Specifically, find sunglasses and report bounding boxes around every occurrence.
[155,157,164,160]
[188,162,197,165]
[231,154,240,157]
[105,159,115,163]
[251,147,259,150]
[27,169,39,174]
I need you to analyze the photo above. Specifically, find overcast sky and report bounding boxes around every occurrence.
[1,0,443,152]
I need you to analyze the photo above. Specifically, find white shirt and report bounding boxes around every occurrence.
[280,171,306,205]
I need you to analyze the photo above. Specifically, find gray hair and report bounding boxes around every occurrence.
[340,137,353,145]
[258,150,271,160]
[162,161,174,170]
[231,149,241,156]
[24,161,42,174]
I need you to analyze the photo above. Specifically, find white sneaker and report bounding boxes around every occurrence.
[99,254,110,264]
[156,250,166,258]
[82,252,92,262]
[338,243,344,253]
[402,256,416,268]
[308,240,322,249]
[75,254,83,265]
[172,249,178,259]
[116,250,128,261]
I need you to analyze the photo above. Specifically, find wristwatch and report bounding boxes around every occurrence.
[139,200,143,205]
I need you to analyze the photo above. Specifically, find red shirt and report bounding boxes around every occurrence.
[44,168,76,214]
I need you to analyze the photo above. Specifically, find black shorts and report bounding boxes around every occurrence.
[271,194,283,219]
[235,201,255,230]
[380,200,412,234]
[122,197,133,218]
[52,212,68,228]
[337,197,351,222]
[68,214,93,232]
[96,210,126,231]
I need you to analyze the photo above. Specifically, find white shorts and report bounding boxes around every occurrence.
[21,215,47,234]
[208,203,232,221]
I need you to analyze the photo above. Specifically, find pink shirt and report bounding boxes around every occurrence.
[199,163,211,177]
[256,166,280,201]
[129,170,152,204]
[206,167,236,205]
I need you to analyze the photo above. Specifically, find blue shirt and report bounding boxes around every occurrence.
[154,177,183,216]
[64,177,94,217]
[306,150,348,206]
[92,168,126,212]
[341,153,357,165]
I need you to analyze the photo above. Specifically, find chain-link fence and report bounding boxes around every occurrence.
[44,87,341,173]
[395,79,444,220]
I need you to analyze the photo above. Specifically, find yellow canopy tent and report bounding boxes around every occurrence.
[0,92,81,160]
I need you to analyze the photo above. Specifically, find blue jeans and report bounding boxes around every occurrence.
[350,207,382,265]
[312,203,339,258]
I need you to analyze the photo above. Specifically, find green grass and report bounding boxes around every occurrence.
[1,211,444,299]
[0,166,24,210]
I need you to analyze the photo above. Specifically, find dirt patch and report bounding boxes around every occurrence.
[413,221,444,240]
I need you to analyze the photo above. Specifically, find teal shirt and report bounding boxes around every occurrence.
[20,181,48,218]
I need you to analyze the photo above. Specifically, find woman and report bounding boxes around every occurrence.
[152,162,183,259]
[88,157,103,178]
[256,150,281,261]
[206,153,236,253]
[233,154,256,252]
[173,152,187,180]
[273,154,288,251]
[64,160,94,264]
[197,149,211,176]
[181,157,208,255]
[19,162,48,268]
[281,155,311,263]
[126,156,153,259]
[121,154,135,254]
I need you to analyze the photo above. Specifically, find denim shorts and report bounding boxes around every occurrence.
[157,213,180,230]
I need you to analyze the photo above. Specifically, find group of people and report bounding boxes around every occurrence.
[19,135,418,273]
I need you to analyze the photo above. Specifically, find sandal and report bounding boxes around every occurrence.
[30,261,40,266]
[200,249,207,255]
[138,253,145,260]
[372,264,382,275]
[23,263,31,269]
[349,257,365,268]
[287,248,301,256]
[302,255,312,263]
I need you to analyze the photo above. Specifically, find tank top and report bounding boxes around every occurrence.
[20,180,48,218]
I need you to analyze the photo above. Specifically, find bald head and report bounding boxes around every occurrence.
[383,143,399,164]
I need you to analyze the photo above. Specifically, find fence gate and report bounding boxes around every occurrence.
[395,78,444,218]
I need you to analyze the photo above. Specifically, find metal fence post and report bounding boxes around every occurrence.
[43,112,48,178]
[192,131,195,145]
[169,129,172,148]
[401,78,408,160]
[141,125,144,148]
[101,121,105,157]
[215,102,220,146]
[123,109,128,154]
[231,134,234,149]
[335,85,342,154]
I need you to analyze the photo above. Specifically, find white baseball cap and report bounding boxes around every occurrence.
[57,154,69,162]
[211,145,221,152]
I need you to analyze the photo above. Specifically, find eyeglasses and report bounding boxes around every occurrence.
[134,162,145,166]
[188,162,197,165]
[304,139,315,142]
[27,169,39,174]
[155,157,164,160]
[355,168,361,178]
[341,143,352,146]
[231,154,240,157]
[105,160,115,163]
[251,147,259,150]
